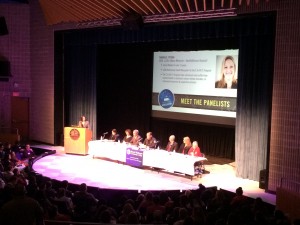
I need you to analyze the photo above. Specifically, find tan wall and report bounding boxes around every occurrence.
[0,4,30,140]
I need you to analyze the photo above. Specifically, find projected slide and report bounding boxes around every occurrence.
[152,49,239,125]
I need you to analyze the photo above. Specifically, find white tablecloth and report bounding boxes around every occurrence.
[88,140,207,176]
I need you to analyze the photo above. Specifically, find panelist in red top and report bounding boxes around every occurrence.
[188,141,201,157]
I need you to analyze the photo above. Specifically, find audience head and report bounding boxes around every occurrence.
[57,187,66,198]
[179,207,188,220]
[145,191,153,201]
[127,211,139,224]
[112,129,117,135]
[13,182,27,196]
[61,179,69,188]
[236,187,243,196]
[79,183,88,192]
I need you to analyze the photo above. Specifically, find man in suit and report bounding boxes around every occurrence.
[130,129,142,146]
[143,132,157,148]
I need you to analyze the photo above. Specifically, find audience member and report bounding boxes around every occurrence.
[138,191,154,220]
[12,167,27,186]
[146,194,166,223]
[230,187,248,209]
[118,202,135,224]
[2,164,14,182]
[60,179,74,198]
[26,174,39,198]
[173,207,189,225]
[11,141,22,159]
[45,180,57,201]
[72,182,98,221]
[21,144,35,160]
[0,176,5,189]
[0,143,5,163]
[0,183,45,225]
[54,187,74,215]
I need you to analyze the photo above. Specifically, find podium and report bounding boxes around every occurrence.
[64,127,92,155]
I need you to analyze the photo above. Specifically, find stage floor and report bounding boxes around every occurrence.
[31,145,276,206]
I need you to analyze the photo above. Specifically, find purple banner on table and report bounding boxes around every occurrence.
[126,147,144,167]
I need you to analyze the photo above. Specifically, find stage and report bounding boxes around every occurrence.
[31,144,276,206]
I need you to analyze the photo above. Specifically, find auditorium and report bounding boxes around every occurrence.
[0,0,300,224]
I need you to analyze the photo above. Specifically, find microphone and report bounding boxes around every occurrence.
[103,132,108,135]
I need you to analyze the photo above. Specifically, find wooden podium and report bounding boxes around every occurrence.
[64,127,92,155]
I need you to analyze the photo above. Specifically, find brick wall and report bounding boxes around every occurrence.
[0,4,30,132]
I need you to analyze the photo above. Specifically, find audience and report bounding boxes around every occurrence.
[0,182,45,225]
[0,140,297,225]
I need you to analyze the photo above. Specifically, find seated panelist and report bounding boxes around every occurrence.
[165,135,178,152]
[177,136,192,154]
[187,141,201,157]
[130,129,142,146]
[108,129,120,142]
[123,129,133,143]
[143,132,157,149]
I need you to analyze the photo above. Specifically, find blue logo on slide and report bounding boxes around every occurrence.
[158,89,175,109]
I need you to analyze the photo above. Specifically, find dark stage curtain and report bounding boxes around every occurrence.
[235,17,276,180]
[96,44,152,139]
[64,45,97,139]
[59,12,276,181]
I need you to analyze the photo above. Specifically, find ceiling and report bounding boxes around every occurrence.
[38,0,269,27]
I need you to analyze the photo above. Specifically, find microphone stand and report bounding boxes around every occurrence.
[102,132,108,139]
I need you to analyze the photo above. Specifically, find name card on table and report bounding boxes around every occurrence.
[126,147,144,167]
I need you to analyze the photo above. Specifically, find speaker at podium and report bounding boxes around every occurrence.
[64,127,92,155]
